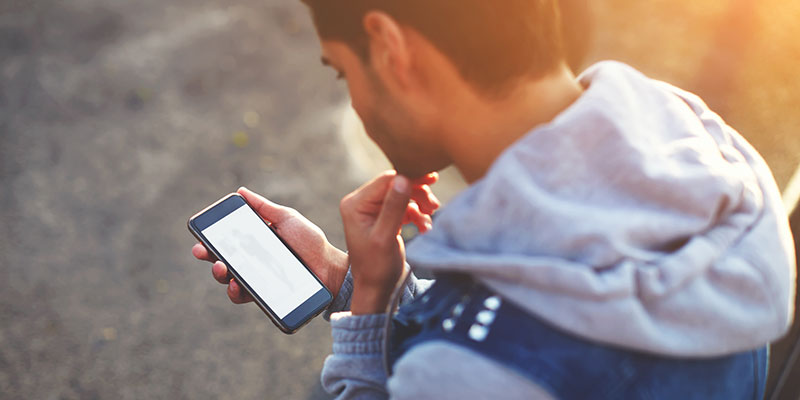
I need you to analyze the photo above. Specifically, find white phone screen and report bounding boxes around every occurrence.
[201,204,323,319]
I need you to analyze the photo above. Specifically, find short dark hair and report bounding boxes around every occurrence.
[301,0,565,95]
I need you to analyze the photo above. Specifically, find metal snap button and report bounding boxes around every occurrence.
[468,324,490,342]
[442,318,456,332]
[476,310,496,325]
[452,303,465,317]
[483,296,502,311]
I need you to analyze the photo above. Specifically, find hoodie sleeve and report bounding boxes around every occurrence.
[321,312,389,399]
[324,267,434,320]
[320,271,433,399]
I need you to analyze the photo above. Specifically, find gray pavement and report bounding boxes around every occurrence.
[1,0,353,398]
[2,0,799,399]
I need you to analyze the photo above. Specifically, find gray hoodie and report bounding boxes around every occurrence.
[320,61,796,399]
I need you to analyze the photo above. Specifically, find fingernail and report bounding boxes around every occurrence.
[393,175,409,193]
[425,222,433,231]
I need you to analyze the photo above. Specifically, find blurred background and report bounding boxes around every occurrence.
[1,0,798,398]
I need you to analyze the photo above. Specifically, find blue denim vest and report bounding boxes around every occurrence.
[388,273,768,400]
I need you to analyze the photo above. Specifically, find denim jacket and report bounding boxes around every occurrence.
[389,273,768,400]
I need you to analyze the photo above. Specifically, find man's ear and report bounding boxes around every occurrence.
[363,11,411,88]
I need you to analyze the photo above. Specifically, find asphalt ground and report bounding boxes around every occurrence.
[1,0,799,399]
[2,0,352,398]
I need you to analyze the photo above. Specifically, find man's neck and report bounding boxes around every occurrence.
[440,65,584,184]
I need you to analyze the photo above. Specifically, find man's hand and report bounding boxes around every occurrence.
[340,171,440,315]
[191,187,349,304]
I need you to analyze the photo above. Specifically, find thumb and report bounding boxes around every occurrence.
[374,175,412,240]
[237,187,291,223]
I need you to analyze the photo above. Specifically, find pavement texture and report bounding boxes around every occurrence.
[1,0,799,399]
[1,0,353,398]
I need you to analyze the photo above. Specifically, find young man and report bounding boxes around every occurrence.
[193,1,796,398]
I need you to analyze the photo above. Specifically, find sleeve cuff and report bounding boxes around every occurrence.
[324,263,434,321]
[330,312,387,355]
[324,268,354,321]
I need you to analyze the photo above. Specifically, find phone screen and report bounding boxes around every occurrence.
[201,204,323,319]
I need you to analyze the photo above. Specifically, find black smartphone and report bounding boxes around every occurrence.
[188,193,333,334]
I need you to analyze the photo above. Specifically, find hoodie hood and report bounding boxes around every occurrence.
[406,61,796,357]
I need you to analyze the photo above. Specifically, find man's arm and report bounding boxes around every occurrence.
[321,313,390,399]
[339,172,439,315]
[319,172,439,399]
[319,270,434,398]
[324,266,434,320]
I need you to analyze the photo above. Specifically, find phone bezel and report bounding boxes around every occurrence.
[187,193,333,334]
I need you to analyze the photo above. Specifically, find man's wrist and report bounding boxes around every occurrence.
[350,282,393,315]
[324,246,349,298]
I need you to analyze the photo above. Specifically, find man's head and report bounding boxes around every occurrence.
[303,0,566,178]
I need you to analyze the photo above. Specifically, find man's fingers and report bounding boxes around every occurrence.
[403,202,422,225]
[212,261,230,284]
[340,171,398,217]
[411,185,441,215]
[374,175,413,239]
[237,187,291,224]
[345,171,437,214]
[404,203,433,233]
[228,279,254,304]
[192,243,218,262]
[352,171,397,204]
[410,172,440,214]
[411,172,439,186]
[197,234,255,305]
[211,263,253,304]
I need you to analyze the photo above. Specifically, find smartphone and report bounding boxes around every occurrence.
[188,193,333,334]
